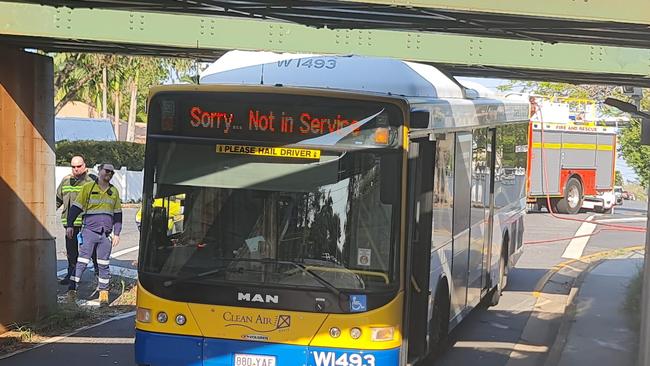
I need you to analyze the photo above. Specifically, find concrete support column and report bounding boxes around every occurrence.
[0,47,57,331]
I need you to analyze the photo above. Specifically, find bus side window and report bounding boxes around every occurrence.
[494,123,528,208]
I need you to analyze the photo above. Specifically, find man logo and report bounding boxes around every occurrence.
[238,292,279,304]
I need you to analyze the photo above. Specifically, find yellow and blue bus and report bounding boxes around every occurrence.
[135,53,530,366]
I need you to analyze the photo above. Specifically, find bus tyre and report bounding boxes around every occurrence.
[489,243,509,307]
[556,177,583,215]
[429,286,450,357]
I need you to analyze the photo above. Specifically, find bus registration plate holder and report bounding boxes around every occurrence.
[234,353,276,366]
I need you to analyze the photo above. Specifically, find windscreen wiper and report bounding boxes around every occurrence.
[276,259,348,300]
[163,265,229,287]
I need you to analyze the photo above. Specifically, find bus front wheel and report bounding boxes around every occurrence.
[489,237,509,307]
[429,285,450,357]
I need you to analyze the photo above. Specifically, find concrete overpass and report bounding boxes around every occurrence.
[1,0,649,329]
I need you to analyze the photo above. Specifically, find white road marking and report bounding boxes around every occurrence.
[489,322,509,330]
[595,217,647,223]
[561,215,597,259]
[454,341,548,353]
[60,336,134,344]
[57,264,138,279]
[56,245,139,278]
[0,311,136,360]
[110,245,139,258]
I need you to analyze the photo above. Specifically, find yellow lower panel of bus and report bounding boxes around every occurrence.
[136,283,403,350]
[309,292,403,350]
[187,303,327,345]
[135,284,203,336]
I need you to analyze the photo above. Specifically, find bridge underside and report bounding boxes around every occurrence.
[3,34,648,87]
[10,0,650,48]
[2,2,650,87]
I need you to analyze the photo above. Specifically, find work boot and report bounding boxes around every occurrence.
[67,290,77,304]
[59,276,71,285]
[99,290,109,307]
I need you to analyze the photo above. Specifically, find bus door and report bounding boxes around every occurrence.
[482,129,497,293]
[405,140,434,363]
[467,128,491,307]
[451,132,472,318]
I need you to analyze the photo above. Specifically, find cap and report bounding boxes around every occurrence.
[101,163,115,172]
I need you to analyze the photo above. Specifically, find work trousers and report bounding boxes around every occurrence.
[64,226,98,279]
[70,228,113,291]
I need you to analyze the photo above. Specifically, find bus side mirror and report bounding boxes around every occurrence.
[380,154,399,204]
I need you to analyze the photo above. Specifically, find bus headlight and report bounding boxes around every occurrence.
[136,307,151,323]
[157,311,168,323]
[175,314,187,325]
[371,327,394,341]
[350,327,362,339]
[329,327,341,338]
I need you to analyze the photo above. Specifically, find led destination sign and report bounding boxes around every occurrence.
[191,106,362,136]
[153,92,403,146]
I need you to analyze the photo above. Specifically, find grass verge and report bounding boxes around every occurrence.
[624,268,643,332]
[0,282,137,357]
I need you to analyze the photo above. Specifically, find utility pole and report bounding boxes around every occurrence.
[605,91,649,366]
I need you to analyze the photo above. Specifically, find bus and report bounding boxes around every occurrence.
[135,53,530,366]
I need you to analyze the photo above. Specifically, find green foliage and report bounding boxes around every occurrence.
[620,119,650,187]
[56,140,146,170]
[615,170,624,186]
[53,53,199,123]
[624,268,643,332]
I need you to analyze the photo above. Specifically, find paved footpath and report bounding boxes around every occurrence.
[0,315,137,366]
[556,255,643,366]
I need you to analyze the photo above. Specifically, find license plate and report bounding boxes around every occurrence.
[234,353,276,366]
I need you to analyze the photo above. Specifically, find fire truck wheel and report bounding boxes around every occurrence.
[556,177,583,214]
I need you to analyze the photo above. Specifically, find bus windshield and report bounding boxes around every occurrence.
[140,145,400,292]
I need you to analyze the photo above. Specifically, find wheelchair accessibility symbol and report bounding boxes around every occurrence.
[350,295,367,312]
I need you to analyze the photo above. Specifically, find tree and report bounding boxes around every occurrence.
[615,170,624,186]
[53,54,108,115]
[53,53,198,128]
[500,80,650,187]
[620,119,650,187]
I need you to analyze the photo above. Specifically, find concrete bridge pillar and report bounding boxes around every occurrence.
[0,46,57,331]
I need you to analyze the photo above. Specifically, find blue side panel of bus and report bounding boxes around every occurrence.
[136,330,400,366]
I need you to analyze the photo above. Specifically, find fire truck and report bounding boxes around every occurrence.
[526,97,618,214]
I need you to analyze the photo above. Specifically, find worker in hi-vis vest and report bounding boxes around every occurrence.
[66,163,123,306]
[55,155,98,285]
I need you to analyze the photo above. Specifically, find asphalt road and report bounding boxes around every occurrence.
[436,199,647,366]
[3,200,647,366]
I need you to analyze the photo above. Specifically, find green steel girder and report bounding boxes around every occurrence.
[6,0,650,48]
[341,0,650,24]
[1,2,649,86]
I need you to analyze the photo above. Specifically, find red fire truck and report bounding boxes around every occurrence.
[526,97,617,214]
